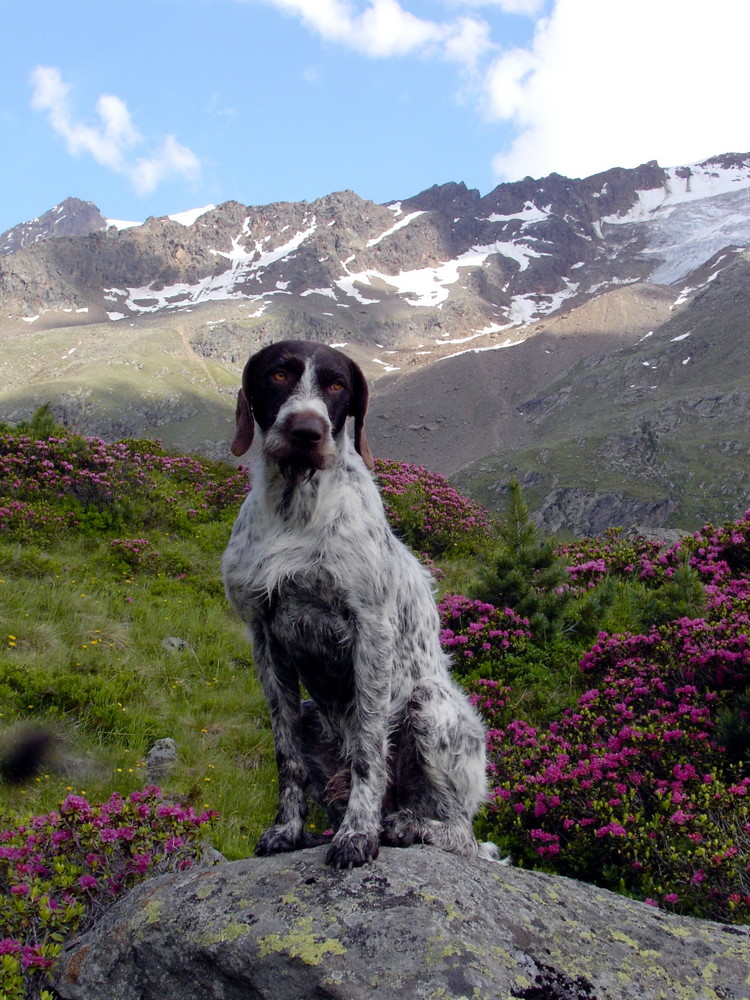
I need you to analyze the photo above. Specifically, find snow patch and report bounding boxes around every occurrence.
[440,338,525,361]
[504,283,578,326]
[105,218,141,231]
[301,287,337,300]
[367,211,424,247]
[485,202,550,226]
[113,222,318,316]
[168,205,215,226]
[336,239,544,309]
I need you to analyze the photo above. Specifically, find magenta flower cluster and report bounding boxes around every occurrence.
[0,499,79,540]
[477,511,750,923]
[560,528,676,590]
[0,431,249,538]
[375,458,492,555]
[0,786,215,987]
[438,594,531,676]
[687,513,750,613]
[108,537,159,570]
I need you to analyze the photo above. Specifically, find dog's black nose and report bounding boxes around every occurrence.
[289,414,325,447]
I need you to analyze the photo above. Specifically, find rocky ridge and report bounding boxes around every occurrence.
[0,153,748,533]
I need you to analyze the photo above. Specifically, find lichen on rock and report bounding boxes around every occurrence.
[51,845,750,1000]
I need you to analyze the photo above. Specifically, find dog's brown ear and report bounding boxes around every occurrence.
[355,424,375,471]
[348,360,375,471]
[231,388,255,457]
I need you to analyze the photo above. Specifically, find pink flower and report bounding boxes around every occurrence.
[669,809,690,825]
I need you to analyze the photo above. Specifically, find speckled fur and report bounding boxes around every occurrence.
[222,341,498,869]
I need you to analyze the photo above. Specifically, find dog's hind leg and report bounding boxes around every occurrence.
[382,678,498,859]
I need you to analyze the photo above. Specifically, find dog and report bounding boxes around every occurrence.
[222,340,498,869]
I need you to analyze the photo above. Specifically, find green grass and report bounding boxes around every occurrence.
[0,518,280,860]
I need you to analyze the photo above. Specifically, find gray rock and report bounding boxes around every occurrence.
[144,738,178,783]
[51,846,750,1000]
[161,637,192,652]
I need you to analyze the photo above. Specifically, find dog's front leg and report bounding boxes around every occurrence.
[325,620,392,869]
[252,637,310,856]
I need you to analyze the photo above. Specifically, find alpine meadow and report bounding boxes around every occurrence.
[0,408,749,996]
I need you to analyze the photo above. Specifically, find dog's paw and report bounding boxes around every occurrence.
[255,824,304,856]
[380,810,421,848]
[325,831,379,869]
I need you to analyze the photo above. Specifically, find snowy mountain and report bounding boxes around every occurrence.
[0,153,748,533]
[0,198,107,256]
[2,154,747,339]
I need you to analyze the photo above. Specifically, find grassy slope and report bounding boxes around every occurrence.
[0,437,284,858]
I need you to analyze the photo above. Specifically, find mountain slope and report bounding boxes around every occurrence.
[454,249,750,534]
[0,153,748,533]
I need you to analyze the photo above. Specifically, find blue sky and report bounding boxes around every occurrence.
[2,0,749,234]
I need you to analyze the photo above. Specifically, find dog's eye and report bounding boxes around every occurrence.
[328,380,344,392]
[271,370,288,383]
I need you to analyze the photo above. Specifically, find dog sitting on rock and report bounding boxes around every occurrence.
[222,340,498,869]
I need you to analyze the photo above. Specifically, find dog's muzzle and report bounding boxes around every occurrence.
[264,408,337,472]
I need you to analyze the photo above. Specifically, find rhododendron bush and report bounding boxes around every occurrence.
[0,430,249,539]
[0,787,215,999]
[438,595,531,676]
[375,458,491,555]
[470,514,750,923]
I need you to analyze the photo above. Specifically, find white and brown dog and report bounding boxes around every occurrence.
[222,340,497,869]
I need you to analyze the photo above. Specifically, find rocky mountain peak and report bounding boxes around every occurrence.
[403,181,481,215]
[1,197,106,256]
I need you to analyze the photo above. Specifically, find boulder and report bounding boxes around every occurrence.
[52,846,750,1000]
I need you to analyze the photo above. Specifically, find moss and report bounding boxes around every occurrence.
[256,917,347,966]
[142,899,163,926]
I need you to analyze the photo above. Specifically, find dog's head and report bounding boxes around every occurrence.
[231,340,374,472]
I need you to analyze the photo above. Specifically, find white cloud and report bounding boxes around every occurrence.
[30,66,201,195]
[257,0,493,65]
[130,135,202,196]
[485,0,750,181]
[443,16,494,68]
[453,0,546,14]
[30,66,140,171]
